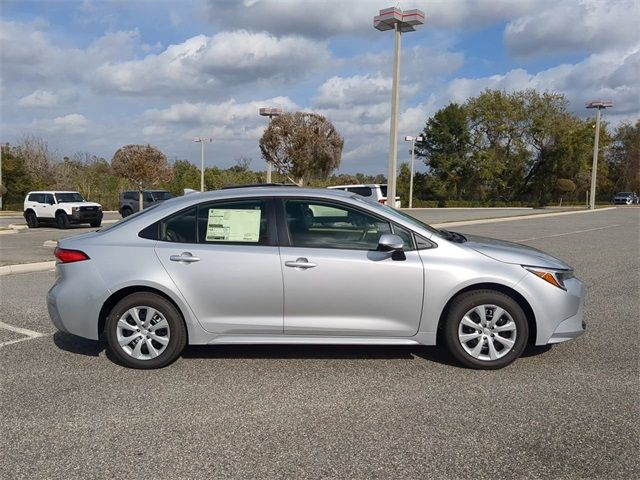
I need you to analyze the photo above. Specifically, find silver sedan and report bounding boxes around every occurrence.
[47,187,585,369]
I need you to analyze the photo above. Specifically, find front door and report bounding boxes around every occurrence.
[155,199,283,334]
[279,199,424,337]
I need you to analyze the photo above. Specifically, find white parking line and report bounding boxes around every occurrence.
[517,225,621,242]
[0,320,48,348]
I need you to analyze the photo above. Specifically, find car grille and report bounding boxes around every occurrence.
[80,206,98,212]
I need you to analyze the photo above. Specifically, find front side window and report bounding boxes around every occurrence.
[284,199,393,251]
[159,207,197,243]
[44,194,56,204]
[197,200,269,245]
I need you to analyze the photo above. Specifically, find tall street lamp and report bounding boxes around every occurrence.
[374,6,425,207]
[404,135,423,208]
[259,107,283,183]
[585,100,613,210]
[193,137,212,192]
[0,142,8,211]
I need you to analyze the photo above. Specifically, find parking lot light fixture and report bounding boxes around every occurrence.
[585,100,613,210]
[259,107,283,183]
[374,6,425,208]
[404,135,424,208]
[193,137,212,192]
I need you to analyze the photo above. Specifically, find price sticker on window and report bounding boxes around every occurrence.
[206,209,261,242]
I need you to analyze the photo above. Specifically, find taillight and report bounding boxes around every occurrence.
[378,199,386,204]
[54,247,90,263]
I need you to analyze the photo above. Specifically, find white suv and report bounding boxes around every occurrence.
[328,184,401,208]
[23,191,103,229]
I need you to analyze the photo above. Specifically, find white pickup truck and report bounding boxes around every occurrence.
[23,191,103,229]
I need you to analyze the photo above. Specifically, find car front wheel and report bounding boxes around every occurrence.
[105,293,187,369]
[444,290,528,370]
[56,212,70,229]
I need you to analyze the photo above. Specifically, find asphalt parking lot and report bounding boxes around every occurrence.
[0,207,638,479]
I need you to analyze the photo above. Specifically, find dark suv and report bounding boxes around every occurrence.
[119,190,173,217]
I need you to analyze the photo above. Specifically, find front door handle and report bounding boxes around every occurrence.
[170,252,201,263]
[285,258,317,269]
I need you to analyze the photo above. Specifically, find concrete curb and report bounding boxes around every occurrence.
[0,206,618,276]
[0,229,18,235]
[431,207,617,228]
[0,261,56,276]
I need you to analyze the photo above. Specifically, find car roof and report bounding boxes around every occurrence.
[27,191,79,194]
[328,184,385,189]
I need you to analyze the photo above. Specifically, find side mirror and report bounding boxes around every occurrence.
[378,234,404,252]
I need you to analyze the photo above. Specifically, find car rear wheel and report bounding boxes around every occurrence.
[105,293,187,369]
[56,212,70,229]
[444,290,528,370]
[121,207,133,218]
[90,220,102,228]
[25,211,39,228]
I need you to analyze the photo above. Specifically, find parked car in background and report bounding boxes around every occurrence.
[48,186,585,370]
[119,190,173,217]
[611,192,638,205]
[328,184,401,208]
[23,191,102,229]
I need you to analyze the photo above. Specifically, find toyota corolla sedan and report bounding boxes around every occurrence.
[48,186,585,369]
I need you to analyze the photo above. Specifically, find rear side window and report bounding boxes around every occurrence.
[197,200,269,245]
[28,194,44,203]
[346,187,373,197]
[123,192,137,200]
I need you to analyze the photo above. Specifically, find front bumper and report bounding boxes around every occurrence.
[70,210,103,223]
[547,293,586,343]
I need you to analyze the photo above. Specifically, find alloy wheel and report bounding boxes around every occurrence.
[458,304,517,361]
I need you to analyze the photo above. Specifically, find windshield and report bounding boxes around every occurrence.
[352,195,442,236]
[616,192,632,196]
[55,192,85,203]
[99,203,161,232]
[152,191,173,201]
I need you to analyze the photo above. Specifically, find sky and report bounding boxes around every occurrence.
[1,0,639,175]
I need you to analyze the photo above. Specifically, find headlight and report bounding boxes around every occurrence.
[72,207,79,212]
[524,267,574,290]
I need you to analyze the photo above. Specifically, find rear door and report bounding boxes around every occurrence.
[278,198,424,337]
[154,198,284,334]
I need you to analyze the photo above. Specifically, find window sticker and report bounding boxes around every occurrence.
[206,209,261,242]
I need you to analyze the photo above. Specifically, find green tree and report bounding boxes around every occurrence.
[259,112,344,185]
[608,120,640,195]
[170,159,201,195]
[1,144,34,209]
[112,144,171,211]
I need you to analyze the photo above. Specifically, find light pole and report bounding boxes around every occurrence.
[193,137,212,192]
[585,100,613,210]
[259,107,283,183]
[404,135,423,208]
[374,6,425,207]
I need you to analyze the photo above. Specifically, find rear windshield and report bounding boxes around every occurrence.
[55,192,85,203]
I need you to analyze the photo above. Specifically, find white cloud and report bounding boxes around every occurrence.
[18,90,61,108]
[504,0,640,58]
[314,74,420,108]
[206,0,541,37]
[447,45,640,121]
[93,30,331,94]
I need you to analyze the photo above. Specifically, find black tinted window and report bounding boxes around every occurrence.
[158,207,197,243]
[124,192,137,200]
[44,194,55,204]
[197,200,269,245]
[28,194,43,203]
[284,200,391,251]
[346,187,373,197]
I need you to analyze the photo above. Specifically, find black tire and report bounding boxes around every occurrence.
[25,211,39,228]
[105,292,187,369]
[56,212,70,229]
[444,290,528,370]
[121,207,133,218]
[90,220,102,228]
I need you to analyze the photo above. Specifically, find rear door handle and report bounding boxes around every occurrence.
[170,252,201,263]
[285,258,317,269]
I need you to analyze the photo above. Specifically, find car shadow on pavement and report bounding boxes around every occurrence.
[53,331,105,357]
[182,344,462,367]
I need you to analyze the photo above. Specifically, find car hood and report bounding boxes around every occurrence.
[463,234,571,270]
[59,202,102,208]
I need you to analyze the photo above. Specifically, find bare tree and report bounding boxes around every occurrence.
[112,144,171,210]
[259,112,344,185]
[17,136,55,188]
